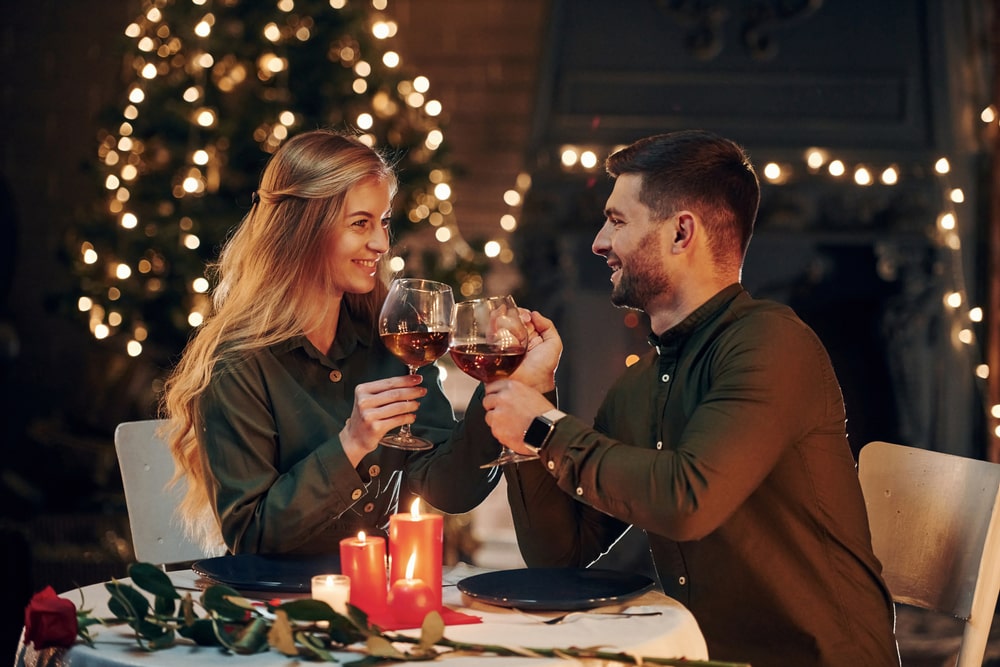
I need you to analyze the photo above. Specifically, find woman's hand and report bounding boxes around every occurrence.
[511,309,562,393]
[339,374,427,465]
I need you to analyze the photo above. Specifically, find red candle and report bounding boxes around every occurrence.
[338,531,387,613]
[389,497,443,610]
[387,552,436,627]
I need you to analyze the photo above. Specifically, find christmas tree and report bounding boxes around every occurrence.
[66,0,487,365]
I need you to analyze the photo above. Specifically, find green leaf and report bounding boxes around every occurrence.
[202,584,251,621]
[230,617,271,654]
[177,619,223,646]
[146,628,177,650]
[105,581,150,621]
[295,631,335,662]
[153,595,176,616]
[279,598,339,622]
[279,599,367,645]
[129,563,182,600]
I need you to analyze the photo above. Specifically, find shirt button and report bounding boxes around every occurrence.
[368,465,381,477]
[678,576,686,585]
[363,502,375,513]
[547,461,555,471]
[351,489,363,500]
[660,373,670,382]
[329,369,343,382]
[656,441,663,450]
[576,487,584,496]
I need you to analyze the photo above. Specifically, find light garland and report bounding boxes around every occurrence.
[550,116,994,450]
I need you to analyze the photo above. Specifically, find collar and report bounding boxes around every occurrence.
[273,301,375,363]
[648,283,744,354]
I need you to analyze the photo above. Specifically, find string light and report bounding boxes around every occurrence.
[547,123,993,451]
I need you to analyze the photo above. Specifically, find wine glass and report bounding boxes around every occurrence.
[378,278,454,450]
[448,295,535,467]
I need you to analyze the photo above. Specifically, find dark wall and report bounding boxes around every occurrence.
[515,0,989,458]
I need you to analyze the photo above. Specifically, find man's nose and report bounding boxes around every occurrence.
[592,223,611,256]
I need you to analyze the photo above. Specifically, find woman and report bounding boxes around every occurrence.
[161,129,504,555]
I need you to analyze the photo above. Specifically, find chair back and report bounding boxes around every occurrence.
[858,440,1000,667]
[114,419,216,565]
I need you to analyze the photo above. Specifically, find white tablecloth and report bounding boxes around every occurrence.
[15,564,708,667]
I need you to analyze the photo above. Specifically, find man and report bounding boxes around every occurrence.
[483,130,899,666]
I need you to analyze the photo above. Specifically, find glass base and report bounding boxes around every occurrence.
[380,430,434,451]
[480,448,539,468]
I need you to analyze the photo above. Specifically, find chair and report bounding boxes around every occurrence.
[114,419,219,566]
[858,440,1000,667]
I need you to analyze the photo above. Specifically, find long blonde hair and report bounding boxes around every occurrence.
[160,130,398,550]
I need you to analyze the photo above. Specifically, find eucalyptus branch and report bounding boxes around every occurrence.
[35,562,746,667]
[384,632,751,667]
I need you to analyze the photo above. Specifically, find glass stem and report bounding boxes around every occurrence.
[398,366,419,439]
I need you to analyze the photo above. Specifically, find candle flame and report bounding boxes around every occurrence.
[325,575,334,586]
[409,497,421,518]
[357,531,366,544]
[405,552,417,580]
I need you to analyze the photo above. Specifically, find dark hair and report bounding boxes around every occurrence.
[605,130,760,268]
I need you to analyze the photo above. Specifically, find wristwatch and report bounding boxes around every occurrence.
[523,409,566,454]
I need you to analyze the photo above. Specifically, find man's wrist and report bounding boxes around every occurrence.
[523,409,567,454]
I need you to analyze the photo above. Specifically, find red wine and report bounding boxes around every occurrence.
[450,343,526,382]
[382,331,450,367]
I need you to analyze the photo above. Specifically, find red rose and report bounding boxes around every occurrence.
[23,586,78,649]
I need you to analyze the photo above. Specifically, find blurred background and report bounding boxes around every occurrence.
[2,0,998,662]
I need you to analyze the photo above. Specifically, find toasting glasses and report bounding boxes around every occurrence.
[448,295,535,467]
[378,278,454,450]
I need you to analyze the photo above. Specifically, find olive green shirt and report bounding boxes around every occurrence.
[505,285,898,667]
[197,302,503,555]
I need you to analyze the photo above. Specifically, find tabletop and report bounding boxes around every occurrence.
[15,563,709,667]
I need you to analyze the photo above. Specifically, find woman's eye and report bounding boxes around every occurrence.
[352,218,368,228]
[381,217,391,229]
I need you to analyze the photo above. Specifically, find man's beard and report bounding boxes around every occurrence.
[609,229,669,312]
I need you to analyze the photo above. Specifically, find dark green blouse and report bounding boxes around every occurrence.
[504,285,898,667]
[196,302,503,555]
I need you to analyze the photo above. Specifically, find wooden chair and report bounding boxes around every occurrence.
[858,440,1000,667]
[114,419,221,566]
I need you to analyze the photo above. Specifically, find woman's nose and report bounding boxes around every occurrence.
[370,224,390,252]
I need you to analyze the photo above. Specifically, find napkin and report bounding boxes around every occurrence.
[368,606,481,631]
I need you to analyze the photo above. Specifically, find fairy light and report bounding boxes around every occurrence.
[76,1,504,363]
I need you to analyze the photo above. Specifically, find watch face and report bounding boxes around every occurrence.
[524,417,553,448]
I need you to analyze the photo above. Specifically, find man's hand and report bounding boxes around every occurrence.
[511,310,562,393]
[483,379,556,455]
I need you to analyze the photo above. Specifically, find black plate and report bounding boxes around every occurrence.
[457,567,655,611]
[192,554,342,593]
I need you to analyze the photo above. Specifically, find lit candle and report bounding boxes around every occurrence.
[389,497,443,610]
[311,574,351,614]
[387,552,436,627]
[338,531,388,613]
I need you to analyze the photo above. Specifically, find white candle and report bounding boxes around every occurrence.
[311,574,351,614]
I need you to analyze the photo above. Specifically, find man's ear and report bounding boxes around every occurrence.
[672,212,696,250]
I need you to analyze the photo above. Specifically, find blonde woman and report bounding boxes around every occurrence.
[161,130,509,555]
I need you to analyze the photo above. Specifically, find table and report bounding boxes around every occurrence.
[15,563,708,667]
